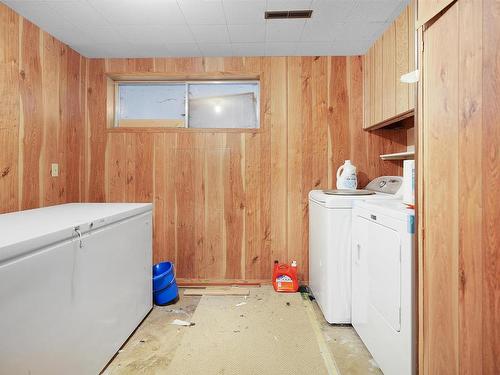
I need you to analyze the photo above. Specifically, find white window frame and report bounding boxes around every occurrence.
[113,80,260,130]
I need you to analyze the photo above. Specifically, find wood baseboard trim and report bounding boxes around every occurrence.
[176,278,270,287]
[176,279,309,287]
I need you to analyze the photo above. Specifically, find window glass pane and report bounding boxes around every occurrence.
[188,82,259,129]
[118,83,185,128]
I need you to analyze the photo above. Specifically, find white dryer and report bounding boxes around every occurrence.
[351,200,415,375]
[308,176,403,324]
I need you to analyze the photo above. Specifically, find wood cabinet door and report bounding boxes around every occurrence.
[363,50,371,129]
[395,5,411,114]
[363,2,415,130]
[408,2,416,109]
[417,0,455,26]
[373,37,384,125]
[382,22,396,120]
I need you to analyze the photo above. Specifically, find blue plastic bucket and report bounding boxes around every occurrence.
[152,262,179,306]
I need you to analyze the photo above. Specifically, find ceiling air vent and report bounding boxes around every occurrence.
[265,10,313,19]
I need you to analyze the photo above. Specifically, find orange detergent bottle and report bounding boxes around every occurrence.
[272,260,299,293]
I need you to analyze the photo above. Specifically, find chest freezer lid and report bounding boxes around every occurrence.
[0,203,152,263]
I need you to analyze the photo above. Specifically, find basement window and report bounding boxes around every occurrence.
[113,81,260,129]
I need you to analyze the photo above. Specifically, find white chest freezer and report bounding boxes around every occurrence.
[0,203,153,375]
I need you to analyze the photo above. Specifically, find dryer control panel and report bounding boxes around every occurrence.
[365,176,403,195]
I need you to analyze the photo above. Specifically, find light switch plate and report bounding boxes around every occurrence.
[51,163,59,177]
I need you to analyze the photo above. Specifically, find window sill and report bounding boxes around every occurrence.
[106,127,262,134]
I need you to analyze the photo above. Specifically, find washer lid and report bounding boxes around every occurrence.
[322,189,375,196]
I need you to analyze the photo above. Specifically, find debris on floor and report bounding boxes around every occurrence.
[164,308,189,316]
[105,287,382,375]
[170,319,195,327]
[235,302,247,307]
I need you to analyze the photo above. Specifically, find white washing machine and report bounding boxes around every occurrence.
[351,200,415,375]
[308,176,403,324]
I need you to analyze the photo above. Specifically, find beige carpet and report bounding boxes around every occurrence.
[165,286,332,375]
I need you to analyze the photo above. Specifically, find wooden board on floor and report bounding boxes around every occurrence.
[183,287,250,296]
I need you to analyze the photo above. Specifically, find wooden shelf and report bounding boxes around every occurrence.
[364,110,415,131]
[380,150,415,160]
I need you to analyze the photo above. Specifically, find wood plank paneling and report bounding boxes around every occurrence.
[82,56,406,282]
[269,57,288,271]
[287,57,305,282]
[395,6,410,114]
[19,20,43,210]
[0,61,19,212]
[0,3,87,214]
[86,59,107,202]
[373,38,384,124]
[382,22,396,119]
[482,0,500,371]
[457,1,483,373]
[422,6,460,373]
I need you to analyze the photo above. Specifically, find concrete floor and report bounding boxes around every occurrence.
[103,288,382,375]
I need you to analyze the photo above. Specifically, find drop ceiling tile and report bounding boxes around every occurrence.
[309,0,357,22]
[228,24,265,43]
[190,24,230,43]
[126,43,173,57]
[351,1,403,22]
[81,26,128,44]
[178,0,227,25]
[47,1,109,28]
[116,24,194,44]
[3,0,68,2]
[164,42,202,56]
[386,1,408,23]
[198,43,234,56]
[300,19,334,42]
[266,19,305,42]
[87,0,185,26]
[4,0,405,57]
[265,42,297,56]
[266,0,313,11]
[295,41,335,55]
[49,27,94,46]
[231,42,266,56]
[223,0,266,24]
[4,2,73,29]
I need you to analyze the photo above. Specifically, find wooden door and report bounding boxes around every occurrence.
[421,4,460,373]
[418,0,500,373]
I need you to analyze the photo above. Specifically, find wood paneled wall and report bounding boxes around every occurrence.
[418,0,500,372]
[0,1,406,283]
[0,3,87,214]
[84,56,406,282]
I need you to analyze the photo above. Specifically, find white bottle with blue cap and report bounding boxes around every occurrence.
[336,160,358,190]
